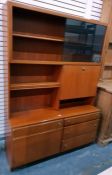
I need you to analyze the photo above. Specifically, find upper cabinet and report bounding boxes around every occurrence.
[63,19,106,63]
[9,3,106,64]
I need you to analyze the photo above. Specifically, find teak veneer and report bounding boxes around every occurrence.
[6,1,106,169]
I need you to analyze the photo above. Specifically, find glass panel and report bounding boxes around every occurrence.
[63,19,106,62]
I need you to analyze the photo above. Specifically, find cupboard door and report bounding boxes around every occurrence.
[60,65,100,100]
[12,137,27,168]
[12,129,62,168]
[27,129,62,163]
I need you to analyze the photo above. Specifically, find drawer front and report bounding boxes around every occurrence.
[64,113,100,126]
[12,119,63,138]
[12,128,62,168]
[62,132,96,152]
[63,119,99,139]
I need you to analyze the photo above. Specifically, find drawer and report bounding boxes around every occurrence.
[12,128,62,168]
[63,119,99,139]
[62,132,96,152]
[12,119,63,138]
[64,112,100,126]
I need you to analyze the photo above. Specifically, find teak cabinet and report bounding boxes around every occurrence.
[6,1,106,169]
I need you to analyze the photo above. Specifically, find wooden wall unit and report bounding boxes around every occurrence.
[6,1,106,169]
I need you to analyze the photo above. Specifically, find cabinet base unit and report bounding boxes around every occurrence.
[7,105,100,169]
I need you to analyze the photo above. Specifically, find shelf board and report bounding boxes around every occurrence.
[104,63,112,67]
[10,60,101,66]
[10,105,100,128]
[10,60,64,65]
[13,32,64,42]
[11,82,60,90]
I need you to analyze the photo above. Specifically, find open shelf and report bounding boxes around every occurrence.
[10,60,64,65]
[13,32,64,42]
[11,82,60,90]
[10,60,101,66]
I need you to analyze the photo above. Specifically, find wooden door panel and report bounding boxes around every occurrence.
[27,129,62,163]
[60,65,100,100]
[12,137,27,168]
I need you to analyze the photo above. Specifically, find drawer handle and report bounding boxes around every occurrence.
[58,122,62,127]
[82,67,86,71]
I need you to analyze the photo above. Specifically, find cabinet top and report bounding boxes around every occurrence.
[7,1,107,27]
[10,105,100,128]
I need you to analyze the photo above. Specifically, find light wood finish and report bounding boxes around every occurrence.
[100,4,112,80]
[104,63,112,67]
[97,89,112,144]
[104,49,112,64]
[13,32,64,42]
[10,82,60,91]
[60,65,101,100]
[100,0,112,24]
[98,79,112,93]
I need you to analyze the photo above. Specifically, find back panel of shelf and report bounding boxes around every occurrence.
[10,64,61,84]
[10,88,59,113]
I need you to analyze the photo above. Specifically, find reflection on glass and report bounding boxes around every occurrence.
[63,19,106,62]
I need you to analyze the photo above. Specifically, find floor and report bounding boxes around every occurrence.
[0,141,112,175]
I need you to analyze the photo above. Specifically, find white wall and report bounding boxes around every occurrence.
[0,0,103,139]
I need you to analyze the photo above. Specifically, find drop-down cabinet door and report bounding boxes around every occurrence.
[60,65,100,100]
